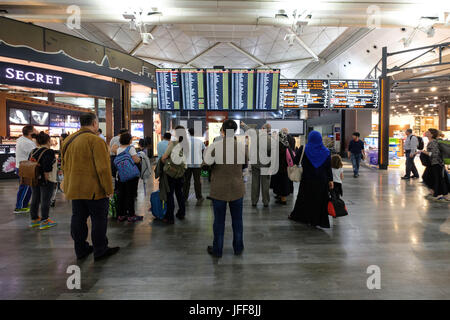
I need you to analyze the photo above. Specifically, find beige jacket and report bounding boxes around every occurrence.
[61,128,113,200]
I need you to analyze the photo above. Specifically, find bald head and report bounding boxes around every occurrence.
[262,123,271,131]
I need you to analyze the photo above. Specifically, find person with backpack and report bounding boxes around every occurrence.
[114,133,143,222]
[14,125,37,214]
[347,132,366,178]
[402,129,420,180]
[161,125,187,224]
[28,132,58,230]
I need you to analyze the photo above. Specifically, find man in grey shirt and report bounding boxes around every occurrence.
[402,128,419,180]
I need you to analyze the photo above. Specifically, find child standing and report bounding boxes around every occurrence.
[331,154,344,197]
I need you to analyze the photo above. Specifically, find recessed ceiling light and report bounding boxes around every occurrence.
[430,87,437,92]
[434,96,438,100]
[413,88,419,93]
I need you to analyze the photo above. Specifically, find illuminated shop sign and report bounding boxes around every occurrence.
[5,68,62,85]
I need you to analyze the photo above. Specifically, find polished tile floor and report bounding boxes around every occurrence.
[0,163,449,300]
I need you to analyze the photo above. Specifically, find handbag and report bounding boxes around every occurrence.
[287,147,304,182]
[328,190,349,218]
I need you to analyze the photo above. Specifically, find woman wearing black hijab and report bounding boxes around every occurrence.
[270,131,294,204]
[289,131,333,228]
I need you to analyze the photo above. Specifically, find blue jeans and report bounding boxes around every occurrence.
[15,168,32,209]
[212,198,244,256]
[351,153,362,176]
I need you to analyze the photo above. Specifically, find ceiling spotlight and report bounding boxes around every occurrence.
[426,26,435,38]
[123,13,136,20]
[434,96,438,100]
[413,88,419,93]
[430,87,437,91]
[141,33,154,45]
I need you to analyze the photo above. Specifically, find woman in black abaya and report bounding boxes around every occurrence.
[289,130,333,228]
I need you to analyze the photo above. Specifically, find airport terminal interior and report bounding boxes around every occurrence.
[0,0,449,300]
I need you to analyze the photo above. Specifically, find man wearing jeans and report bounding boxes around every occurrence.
[62,113,119,261]
[14,125,37,213]
[207,120,247,258]
[402,129,420,180]
[348,132,366,178]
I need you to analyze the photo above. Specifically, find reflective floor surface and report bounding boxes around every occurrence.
[0,163,449,299]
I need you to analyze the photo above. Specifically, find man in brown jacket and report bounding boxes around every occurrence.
[206,119,247,258]
[62,113,119,261]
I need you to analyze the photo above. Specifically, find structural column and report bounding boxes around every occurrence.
[378,76,391,170]
[438,104,448,132]
[105,98,113,144]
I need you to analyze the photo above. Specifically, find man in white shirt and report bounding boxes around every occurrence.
[402,128,420,180]
[183,128,206,203]
[14,125,37,213]
[109,128,128,155]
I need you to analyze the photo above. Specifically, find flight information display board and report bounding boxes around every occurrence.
[230,69,255,110]
[280,79,329,109]
[181,69,205,110]
[206,69,229,110]
[329,80,379,109]
[255,69,280,110]
[156,69,181,110]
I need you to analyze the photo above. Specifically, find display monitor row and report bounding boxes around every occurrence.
[279,79,379,109]
[156,68,280,111]
[9,108,81,128]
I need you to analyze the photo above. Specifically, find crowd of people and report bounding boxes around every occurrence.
[11,113,450,261]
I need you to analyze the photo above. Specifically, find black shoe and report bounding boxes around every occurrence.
[175,213,185,220]
[353,174,358,178]
[412,176,420,179]
[94,247,120,262]
[77,245,93,260]
[207,246,222,258]
[263,203,269,208]
[50,200,55,207]
[252,203,257,207]
[162,218,175,225]
[234,249,244,256]
[401,176,411,180]
[275,199,287,205]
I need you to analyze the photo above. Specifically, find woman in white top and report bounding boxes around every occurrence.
[331,154,344,197]
[112,133,143,223]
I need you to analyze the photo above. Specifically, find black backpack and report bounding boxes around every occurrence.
[416,136,424,151]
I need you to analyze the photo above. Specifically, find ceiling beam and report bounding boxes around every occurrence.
[226,42,268,68]
[182,42,222,67]
[284,27,319,61]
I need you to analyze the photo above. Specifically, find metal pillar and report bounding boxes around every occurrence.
[378,76,391,170]
[438,104,448,132]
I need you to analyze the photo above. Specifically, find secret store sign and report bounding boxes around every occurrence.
[5,67,62,85]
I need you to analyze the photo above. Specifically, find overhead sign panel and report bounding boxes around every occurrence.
[255,69,280,110]
[280,79,329,109]
[156,69,181,110]
[181,69,205,110]
[206,69,229,110]
[329,80,379,109]
[230,69,255,110]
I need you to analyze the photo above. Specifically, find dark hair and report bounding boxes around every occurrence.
[138,139,145,148]
[119,133,133,145]
[222,119,237,133]
[119,128,128,134]
[22,125,34,137]
[331,154,343,169]
[80,113,97,127]
[352,132,360,137]
[428,128,439,139]
[163,132,171,140]
[35,131,50,146]
[188,128,195,136]
[61,133,69,140]
[406,128,413,134]
[98,128,102,134]
[174,125,185,142]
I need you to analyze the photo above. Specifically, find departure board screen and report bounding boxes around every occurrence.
[181,69,205,110]
[206,69,229,110]
[329,80,379,109]
[255,69,280,110]
[156,69,181,110]
[280,79,329,109]
[231,69,255,110]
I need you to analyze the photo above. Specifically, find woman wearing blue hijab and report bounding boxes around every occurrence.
[289,131,334,228]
